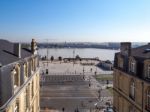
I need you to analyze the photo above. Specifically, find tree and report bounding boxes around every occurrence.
[50,56,54,62]
[80,58,82,64]
[75,55,80,60]
[58,56,62,63]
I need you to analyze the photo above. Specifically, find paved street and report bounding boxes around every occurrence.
[40,61,113,112]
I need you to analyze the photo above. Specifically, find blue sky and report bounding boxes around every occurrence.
[0,0,150,42]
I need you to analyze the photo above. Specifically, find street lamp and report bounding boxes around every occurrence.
[73,49,75,66]
[98,88,102,100]
[83,66,85,80]
[95,66,97,76]
[89,77,91,87]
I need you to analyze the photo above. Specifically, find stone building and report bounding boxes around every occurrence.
[0,39,40,112]
[113,42,150,112]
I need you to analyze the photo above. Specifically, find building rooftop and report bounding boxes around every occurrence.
[131,43,150,59]
[0,39,32,66]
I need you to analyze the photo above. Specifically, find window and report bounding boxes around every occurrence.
[13,65,20,89]
[31,81,34,98]
[146,88,150,111]
[32,105,34,112]
[24,88,29,111]
[147,64,150,78]
[14,101,19,112]
[118,74,122,90]
[31,58,35,73]
[24,63,28,78]
[31,59,33,72]
[130,80,135,100]
[118,57,123,68]
[129,59,136,73]
[130,61,135,73]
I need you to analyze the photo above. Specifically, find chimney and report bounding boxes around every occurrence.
[31,39,37,55]
[120,42,131,56]
[14,43,21,58]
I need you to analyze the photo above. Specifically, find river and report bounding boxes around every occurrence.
[38,48,119,61]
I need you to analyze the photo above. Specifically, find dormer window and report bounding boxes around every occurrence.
[31,59,34,74]
[148,64,150,78]
[24,62,28,79]
[12,65,20,90]
[144,60,150,79]
[31,58,35,73]
[129,58,136,73]
[118,57,123,68]
[130,61,135,73]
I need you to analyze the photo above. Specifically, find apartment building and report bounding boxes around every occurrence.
[0,39,40,112]
[113,42,150,112]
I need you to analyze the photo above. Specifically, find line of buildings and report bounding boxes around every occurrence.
[0,39,40,112]
[113,42,150,112]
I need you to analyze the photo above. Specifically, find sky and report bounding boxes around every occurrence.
[0,0,150,42]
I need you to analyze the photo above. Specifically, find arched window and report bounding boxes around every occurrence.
[12,64,20,89]
[31,80,34,98]
[129,79,135,100]
[24,88,29,111]
[24,62,28,78]
[146,88,150,111]
[129,58,136,73]
[144,60,150,79]
[31,59,33,71]
[14,100,19,112]
[118,56,123,68]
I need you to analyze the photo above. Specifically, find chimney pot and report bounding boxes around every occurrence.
[31,39,37,55]
[120,42,131,56]
[14,43,21,58]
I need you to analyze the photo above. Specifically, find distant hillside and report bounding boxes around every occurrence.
[21,42,147,50]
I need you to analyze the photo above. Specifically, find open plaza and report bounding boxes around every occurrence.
[40,60,113,112]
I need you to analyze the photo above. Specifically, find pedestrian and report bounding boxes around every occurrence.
[90,68,92,72]
[83,75,85,80]
[89,83,91,87]
[62,107,65,112]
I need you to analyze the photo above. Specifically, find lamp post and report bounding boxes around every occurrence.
[83,66,85,80]
[98,88,102,100]
[95,66,97,76]
[73,49,75,66]
[89,77,91,87]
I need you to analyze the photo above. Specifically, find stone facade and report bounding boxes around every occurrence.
[113,42,150,112]
[0,39,40,112]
